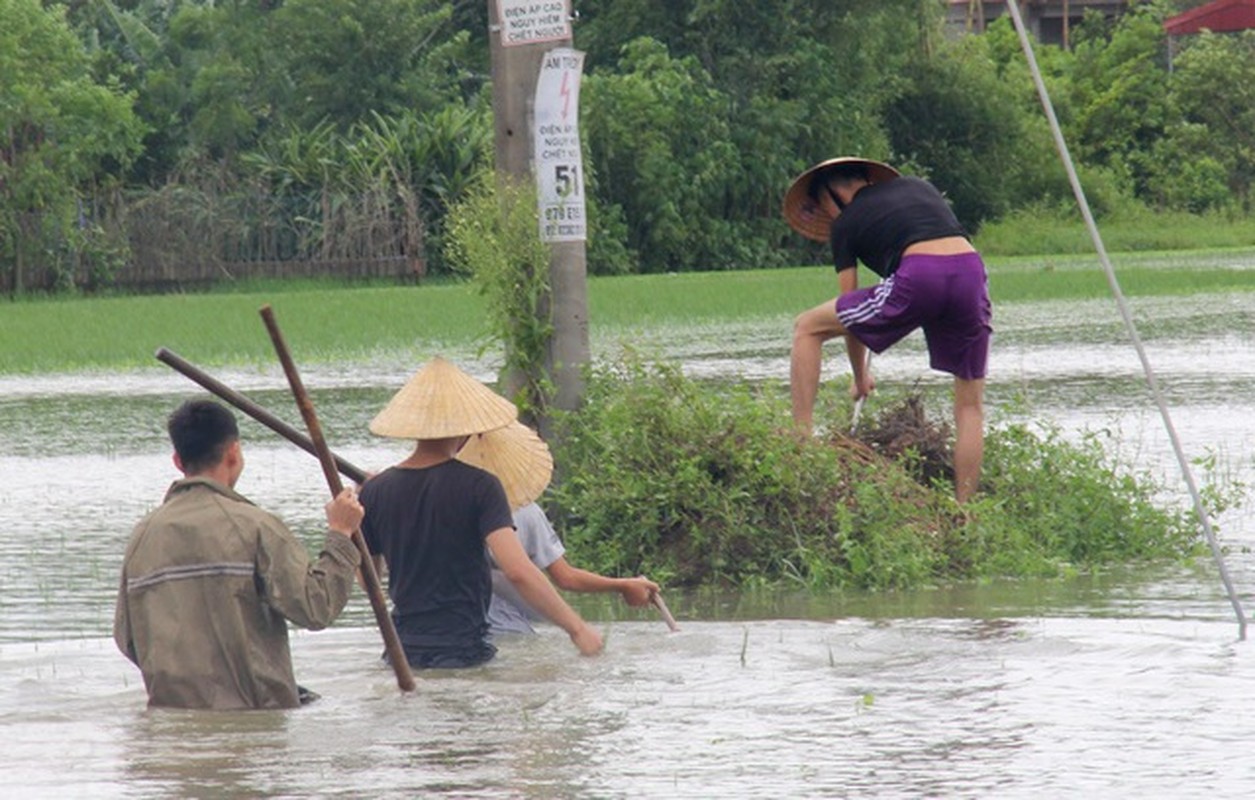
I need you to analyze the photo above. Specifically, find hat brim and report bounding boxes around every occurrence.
[369,356,518,439]
[456,421,553,510]
[782,157,901,242]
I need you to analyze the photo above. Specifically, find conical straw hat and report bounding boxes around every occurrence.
[456,421,553,510]
[369,356,518,439]
[782,156,900,242]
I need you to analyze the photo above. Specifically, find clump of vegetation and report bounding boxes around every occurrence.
[547,355,1214,591]
[444,171,554,420]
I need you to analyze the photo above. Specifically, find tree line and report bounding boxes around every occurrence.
[3,0,1252,294]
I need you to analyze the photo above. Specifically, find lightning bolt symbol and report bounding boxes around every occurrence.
[560,71,572,120]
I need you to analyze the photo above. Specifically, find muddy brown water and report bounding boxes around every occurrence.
[1,290,1253,798]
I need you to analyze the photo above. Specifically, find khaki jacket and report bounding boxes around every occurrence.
[113,477,360,710]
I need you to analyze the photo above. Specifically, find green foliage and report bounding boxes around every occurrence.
[18,0,1255,293]
[547,354,948,589]
[0,0,144,293]
[73,0,471,179]
[968,423,1203,574]
[577,1,920,272]
[582,38,741,272]
[270,0,470,129]
[444,172,554,418]
[243,105,492,273]
[885,35,1039,229]
[1066,2,1173,199]
[1162,29,1255,210]
[545,355,1208,590]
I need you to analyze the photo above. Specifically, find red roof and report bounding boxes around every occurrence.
[1164,0,1255,35]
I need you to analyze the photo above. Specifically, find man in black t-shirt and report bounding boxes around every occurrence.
[783,157,992,503]
[360,356,603,668]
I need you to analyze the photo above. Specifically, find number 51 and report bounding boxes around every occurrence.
[555,164,580,198]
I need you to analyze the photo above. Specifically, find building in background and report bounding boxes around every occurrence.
[1163,0,1255,35]
[946,1,1142,47]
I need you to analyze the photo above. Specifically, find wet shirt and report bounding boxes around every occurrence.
[359,461,514,653]
[113,477,360,710]
[486,502,567,635]
[829,176,968,278]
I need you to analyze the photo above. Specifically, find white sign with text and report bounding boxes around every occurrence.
[496,0,571,48]
[534,48,586,243]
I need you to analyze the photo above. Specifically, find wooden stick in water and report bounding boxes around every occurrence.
[257,304,416,693]
[651,590,681,632]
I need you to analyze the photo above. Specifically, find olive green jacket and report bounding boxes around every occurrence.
[113,477,360,710]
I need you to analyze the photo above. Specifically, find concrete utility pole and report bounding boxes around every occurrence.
[487,1,590,432]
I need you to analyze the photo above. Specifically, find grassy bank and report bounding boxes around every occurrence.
[3,247,1254,374]
[548,358,1212,589]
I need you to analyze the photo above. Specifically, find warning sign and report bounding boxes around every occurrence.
[533,48,586,243]
[496,0,571,48]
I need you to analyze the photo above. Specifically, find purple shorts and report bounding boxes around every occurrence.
[836,252,992,380]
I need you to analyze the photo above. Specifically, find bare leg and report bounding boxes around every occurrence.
[791,301,849,432]
[953,377,985,503]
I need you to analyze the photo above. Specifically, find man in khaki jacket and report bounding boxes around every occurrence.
[114,399,363,710]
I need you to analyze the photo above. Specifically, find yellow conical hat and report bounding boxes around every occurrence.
[369,356,517,439]
[456,421,553,510]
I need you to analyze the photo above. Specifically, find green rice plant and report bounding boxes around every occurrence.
[0,283,487,373]
[2,246,1253,374]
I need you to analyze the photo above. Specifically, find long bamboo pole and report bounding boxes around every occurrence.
[154,348,369,483]
[255,305,416,692]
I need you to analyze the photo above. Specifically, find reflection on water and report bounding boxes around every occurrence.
[1,289,1253,797]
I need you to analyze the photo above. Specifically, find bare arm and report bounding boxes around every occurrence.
[486,527,603,655]
[546,558,659,607]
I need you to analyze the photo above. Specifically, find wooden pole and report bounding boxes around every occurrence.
[488,1,590,437]
[154,347,368,484]
[256,305,417,692]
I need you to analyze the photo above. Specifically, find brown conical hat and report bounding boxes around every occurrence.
[782,156,901,243]
[369,356,518,439]
[456,421,553,510]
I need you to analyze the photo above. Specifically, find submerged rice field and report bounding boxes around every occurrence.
[1,249,1254,797]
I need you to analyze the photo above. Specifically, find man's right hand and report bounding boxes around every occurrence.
[850,371,876,400]
[570,622,604,656]
[325,488,364,536]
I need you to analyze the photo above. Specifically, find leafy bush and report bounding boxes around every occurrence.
[960,423,1204,577]
[546,355,1212,590]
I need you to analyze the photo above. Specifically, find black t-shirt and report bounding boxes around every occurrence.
[360,460,514,650]
[829,176,968,278]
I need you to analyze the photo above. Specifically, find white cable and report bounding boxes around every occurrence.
[1004,0,1247,638]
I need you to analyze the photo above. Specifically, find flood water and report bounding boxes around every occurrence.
[2,282,1254,798]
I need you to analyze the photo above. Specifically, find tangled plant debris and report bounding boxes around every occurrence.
[851,393,954,489]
